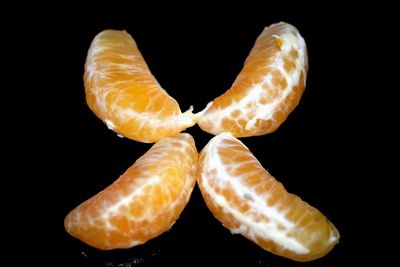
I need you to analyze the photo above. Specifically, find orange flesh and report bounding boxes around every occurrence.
[197,22,308,137]
[84,30,195,143]
[67,23,337,261]
[64,133,198,249]
[197,133,339,261]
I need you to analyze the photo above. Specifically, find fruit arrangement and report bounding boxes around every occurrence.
[65,22,339,262]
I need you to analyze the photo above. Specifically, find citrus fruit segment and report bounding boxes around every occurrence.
[197,22,308,137]
[197,133,339,261]
[84,30,196,143]
[64,133,198,250]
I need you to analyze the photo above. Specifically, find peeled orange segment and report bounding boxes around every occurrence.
[64,133,198,250]
[197,133,339,261]
[84,30,196,143]
[197,22,308,137]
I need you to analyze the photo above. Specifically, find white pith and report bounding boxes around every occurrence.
[66,134,197,248]
[198,22,307,134]
[85,31,195,139]
[199,133,309,254]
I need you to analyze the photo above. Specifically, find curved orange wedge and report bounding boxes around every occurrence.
[64,133,198,249]
[197,22,308,137]
[84,30,196,143]
[197,133,339,261]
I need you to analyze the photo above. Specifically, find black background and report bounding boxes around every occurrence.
[8,5,384,267]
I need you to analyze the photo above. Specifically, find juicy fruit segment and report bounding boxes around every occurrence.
[64,133,198,250]
[197,133,339,261]
[197,22,308,137]
[84,30,195,143]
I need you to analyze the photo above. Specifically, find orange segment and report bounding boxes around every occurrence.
[84,30,196,143]
[64,133,198,250]
[197,133,339,261]
[197,22,308,137]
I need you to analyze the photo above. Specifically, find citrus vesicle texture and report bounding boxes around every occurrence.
[65,133,198,249]
[197,22,308,137]
[84,30,196,143]
[197,133,339,261]
[66,22,339,261]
